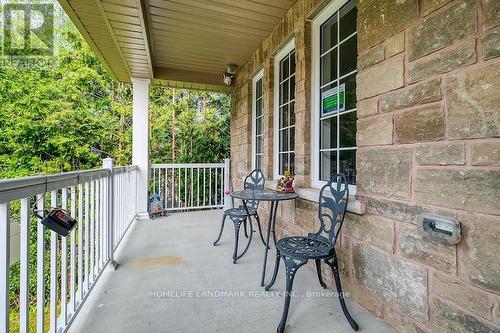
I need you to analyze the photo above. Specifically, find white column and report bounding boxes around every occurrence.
[132,78,151,219]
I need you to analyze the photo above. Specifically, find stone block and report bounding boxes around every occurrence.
[409,39,476,83]
[385,32,405,58]
[471,141,500,166]
[352,243,428,321]
[357,97,378,118]
[296,198,318,212]
[358,44,385,70]
[357,114,393,146]
[432,272,492,318]
[408,0,476,60]
[482,0,500,31]
[446,63,500,138]
[422,0,452,16]
[415,169,500,215]
[343,214,394,252]
[398,225,456,274]
[357,148,412,199]
[383,304,428,333]
[458,212,500,293]
[431,297,499,333]
[294,208,315,232]
[483,27,500,60]
[496,305,500,326]
[416,142,465,165]
[380,78,442,113]
[342,277,385,316]
[366,197,426,224]
[357,54,405,99]
[357,0,418,53]
[394,104,445,143]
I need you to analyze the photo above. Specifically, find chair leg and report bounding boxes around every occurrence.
[315,259,327,289]
[233,218,253,264]
[254,215,269,248]
[325,258,359,331]
[271,202,278,246]
[243,218,249,238]
[277,256,307,333]
[232,220,240,262]
[265,251,281,291]
[213,214,227,246]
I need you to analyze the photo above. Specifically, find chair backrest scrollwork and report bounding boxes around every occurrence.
[243,169,265,210]
[312,174,349,246]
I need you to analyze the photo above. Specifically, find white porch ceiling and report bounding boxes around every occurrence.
[58,0,297,92]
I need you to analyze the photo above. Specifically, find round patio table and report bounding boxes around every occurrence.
[232,188,299,287]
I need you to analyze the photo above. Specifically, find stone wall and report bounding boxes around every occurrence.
[230,0,500,332]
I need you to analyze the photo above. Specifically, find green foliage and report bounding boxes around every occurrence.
[150,88,230,164]
[1,10,230,319]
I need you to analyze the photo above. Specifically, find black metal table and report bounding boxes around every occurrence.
[232,188,299,287]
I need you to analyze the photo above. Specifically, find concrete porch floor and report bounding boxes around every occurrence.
[69,210,392,333]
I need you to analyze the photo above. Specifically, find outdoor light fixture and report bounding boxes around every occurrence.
[223,64,238,86]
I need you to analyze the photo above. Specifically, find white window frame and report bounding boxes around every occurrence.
[311,0,357,194]
[273,38,296,180]
[252,69,264,170]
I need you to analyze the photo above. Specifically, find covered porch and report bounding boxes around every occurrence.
[68,210,390,333]
[1,0,498,332]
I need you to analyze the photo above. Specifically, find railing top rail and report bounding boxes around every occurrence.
[151,163,225,168]
[114,165,139,174]
[0,165,137,204]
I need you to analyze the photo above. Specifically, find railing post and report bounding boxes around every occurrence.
[103,158,119,270]
[0,203,10,333]
[223,159,231,210]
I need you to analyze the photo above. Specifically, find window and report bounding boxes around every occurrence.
[312,0,357,190]
[252,70,264,170]
[274,39,296,177]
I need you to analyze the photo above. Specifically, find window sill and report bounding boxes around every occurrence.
[265,181,366,215]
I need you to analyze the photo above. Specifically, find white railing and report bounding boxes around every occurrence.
[0,161,138,333]
[150,159,229,212]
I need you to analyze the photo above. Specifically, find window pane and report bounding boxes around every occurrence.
[280,129,289,152]
[280,57,289,81]
[256,155,262,169]
[256,79,263,97]
[290,75,296,101]
[256,136,263,154]
[280,79,289,105]
[290,128,295,152]
[320,151,337,181]
[280,104,289,128]
[289,101,295,126]
[256,98,262,117]
[290,51,296,75]
[320,117,337,149]
[340,0,357,41]
[340,73,357,111]
[320,51,337,86]
[321,14,338,53]
[256,117,263,135]
[279,153,286,175]
[339,35,357,76]
[339,149,356,185]
[289,153,295,174]
[339,111,357,148]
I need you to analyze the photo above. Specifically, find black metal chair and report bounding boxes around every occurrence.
[265,174,359,333]
[213,169,267,263]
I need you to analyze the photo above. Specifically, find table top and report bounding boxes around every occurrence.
[231,188,299,202]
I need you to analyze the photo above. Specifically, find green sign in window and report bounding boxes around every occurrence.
[321,83,345,116]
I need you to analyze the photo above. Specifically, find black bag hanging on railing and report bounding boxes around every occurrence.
[34,208,77,237]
